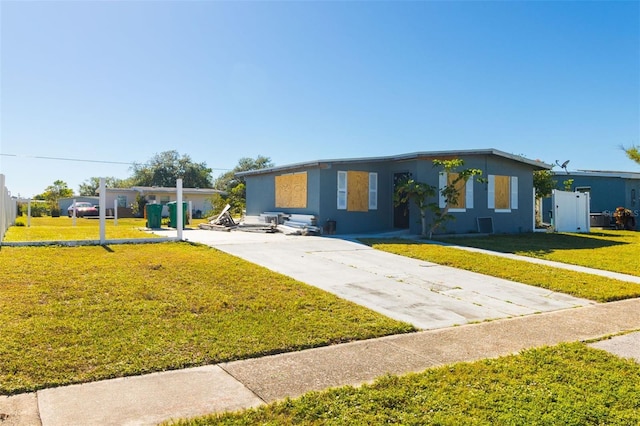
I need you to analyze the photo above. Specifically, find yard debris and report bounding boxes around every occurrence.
[199,207,320,235]
[278,213,321,235]
[198,204,238,231]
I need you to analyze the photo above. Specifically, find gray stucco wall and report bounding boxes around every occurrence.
[244,168,322,216]
[244,153,539,235]
[315,161,396,234]
[401,154,536,235]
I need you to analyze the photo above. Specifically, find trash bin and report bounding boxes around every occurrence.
[146,203,162,228]
[168,201,188,228]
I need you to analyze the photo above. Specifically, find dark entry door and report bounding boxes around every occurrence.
[393,172,411,229]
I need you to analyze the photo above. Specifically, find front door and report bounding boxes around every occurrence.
[393,172,411,229]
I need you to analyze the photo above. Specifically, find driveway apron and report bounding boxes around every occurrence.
[170,230,592,329]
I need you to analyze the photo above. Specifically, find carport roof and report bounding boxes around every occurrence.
[99,187,224,195]
[236,148,551,177]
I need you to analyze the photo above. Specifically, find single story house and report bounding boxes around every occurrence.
[98,186,224,218]
[237,149,551,235]
[542,170,640,226]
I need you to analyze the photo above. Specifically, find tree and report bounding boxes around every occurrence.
[212,155,274,215]
[130,150,213,188]
[78,177,131,196]
[533,170,556,199]
[623,144,640,165]
[533,169,556,227]
[35,180,74,216]
[395,159,482,239]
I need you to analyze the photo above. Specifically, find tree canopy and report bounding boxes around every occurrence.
[211,155,274,215]
[533,170,556,199]
[624,145,640,165]
[78,177,131,196]
[130,150,213,188]
[34,180,74,213]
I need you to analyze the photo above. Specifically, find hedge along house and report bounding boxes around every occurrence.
[238,149,551,236]
[542,170,640,225]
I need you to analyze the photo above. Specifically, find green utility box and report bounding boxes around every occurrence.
[167,201,188,228]
[145,203,163,229]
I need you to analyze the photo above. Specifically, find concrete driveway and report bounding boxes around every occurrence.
[153,229,592,330]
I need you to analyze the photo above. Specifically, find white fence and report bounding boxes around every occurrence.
[552,189,590,233]
[0,174,18,242]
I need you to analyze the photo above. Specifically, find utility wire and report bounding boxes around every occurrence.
[1,153,133,165]
[0,153,231,170]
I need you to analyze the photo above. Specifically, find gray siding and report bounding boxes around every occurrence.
[245,153,540,235]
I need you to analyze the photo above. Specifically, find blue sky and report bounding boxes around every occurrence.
[1,0,638,198]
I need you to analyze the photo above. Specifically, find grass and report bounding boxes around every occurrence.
[362,239,640,302]
[0,243,414,395]
[169,342,640,425]
[437,230,640,277]
[5,216,162,242]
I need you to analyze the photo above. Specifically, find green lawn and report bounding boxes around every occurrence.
[437,230,640,277]
[362,239,640,302]
[170,343,640,425]
[5,216,162,242]
[363,239,640,302]
[0,243,414,395]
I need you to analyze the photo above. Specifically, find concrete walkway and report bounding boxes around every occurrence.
[1,230,639,425]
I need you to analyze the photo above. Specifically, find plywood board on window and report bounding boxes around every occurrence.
[447,172,466,209]
[495,175,510,209]
[347,171,369,212]
[275,172,307,208]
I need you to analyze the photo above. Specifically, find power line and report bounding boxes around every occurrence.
[1,153,133,165]
[0,153,231,170]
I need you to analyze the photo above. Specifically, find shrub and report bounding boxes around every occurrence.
[18,202,49,217]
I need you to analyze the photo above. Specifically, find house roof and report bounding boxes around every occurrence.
[236,148,551,177]
[552,170,640,179]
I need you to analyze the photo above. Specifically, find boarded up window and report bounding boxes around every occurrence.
[446,172,466,209]
[494,175,510,210]
[275,172,307,208]
[347,171,369,212]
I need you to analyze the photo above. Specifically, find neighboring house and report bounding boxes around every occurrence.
[237,149,550,235]
[542,170,640,225]
[98,187,224,218]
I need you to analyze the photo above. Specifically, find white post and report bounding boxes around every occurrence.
[27,199,31,227]
[188,200,193,225]
[99,178,106,244]
[176,179,183,241]
[113,199,118,226]
[532,188,536,231]
[72,198,77,226]
[0,174,4,240]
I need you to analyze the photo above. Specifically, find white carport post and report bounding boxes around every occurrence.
[177,178,183,241]
[113,199,118,226]
[99,178,106,244]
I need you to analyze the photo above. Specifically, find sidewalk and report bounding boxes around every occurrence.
[2,231,639,425]
[2,299,639,426]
